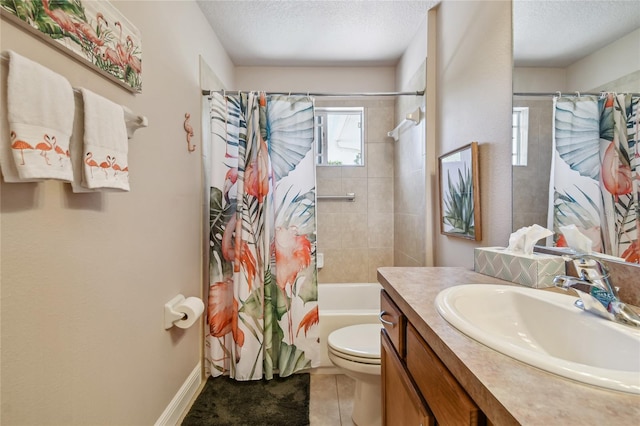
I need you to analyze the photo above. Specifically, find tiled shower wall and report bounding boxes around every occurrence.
[394,61,426,267]
[512,98,553,232]
[315,98,395,283]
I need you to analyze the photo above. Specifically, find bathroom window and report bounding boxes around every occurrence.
[315,107,364,166]
[512,107,529,166]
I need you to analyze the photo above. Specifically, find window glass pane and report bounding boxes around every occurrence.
[315,107,364,166]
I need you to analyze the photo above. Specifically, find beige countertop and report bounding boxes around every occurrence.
[377,267,640,426]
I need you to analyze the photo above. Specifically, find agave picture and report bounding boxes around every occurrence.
[439,142,481,240]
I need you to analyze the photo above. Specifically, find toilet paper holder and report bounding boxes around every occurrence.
[164,294,190,329]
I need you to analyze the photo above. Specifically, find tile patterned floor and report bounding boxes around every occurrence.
[309,374,356,426]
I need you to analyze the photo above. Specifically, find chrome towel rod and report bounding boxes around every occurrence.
[514,91,640,97]
[202,90,424,97]
[317,193,356,202]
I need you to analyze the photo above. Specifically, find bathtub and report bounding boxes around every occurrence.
[313,283,382,373]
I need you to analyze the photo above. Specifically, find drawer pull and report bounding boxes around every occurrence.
[379,311,396,326]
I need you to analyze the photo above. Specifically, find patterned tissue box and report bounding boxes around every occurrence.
[474,247,566,288]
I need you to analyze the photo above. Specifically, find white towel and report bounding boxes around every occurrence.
[69,92,91,193]
[3,51,74,182]
[0,56,41,182]
[80,88,130,191]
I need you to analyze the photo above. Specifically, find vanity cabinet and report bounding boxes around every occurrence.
[381,289,487,426]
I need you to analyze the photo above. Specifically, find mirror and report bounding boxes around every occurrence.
[512,1,640,263]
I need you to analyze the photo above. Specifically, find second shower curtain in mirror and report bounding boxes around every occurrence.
[206,92,319,380]
[550,93,639,262]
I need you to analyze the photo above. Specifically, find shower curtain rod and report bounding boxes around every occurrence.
[514,91,640,97]
[202,89,424,97]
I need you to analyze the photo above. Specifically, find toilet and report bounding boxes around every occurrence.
[327,323,382,426]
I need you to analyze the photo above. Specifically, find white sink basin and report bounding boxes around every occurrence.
[435,284,640,394]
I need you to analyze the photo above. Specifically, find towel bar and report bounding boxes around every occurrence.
[2,51,148,139]
[317,193,356,202]
[387,107,422,141]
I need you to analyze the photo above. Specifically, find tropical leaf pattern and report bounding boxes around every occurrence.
[442,167,475,235]
[551,94,639,262]
[205,92,318,380]
[1,0,142,91]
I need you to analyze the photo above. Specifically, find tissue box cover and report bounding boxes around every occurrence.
[474,247,565,288]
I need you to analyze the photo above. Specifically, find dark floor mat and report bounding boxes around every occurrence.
[181,373,310,426]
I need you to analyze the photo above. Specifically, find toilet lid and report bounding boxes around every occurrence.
[327,324,381,359]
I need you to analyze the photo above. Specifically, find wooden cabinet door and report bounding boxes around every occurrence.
[380,290,405,356]
[406,324,486,426]
[381,330,434,426]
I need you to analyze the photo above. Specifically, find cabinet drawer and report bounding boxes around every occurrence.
[380,290,405,356]
[381,330,434,426]
[406,324,485,426]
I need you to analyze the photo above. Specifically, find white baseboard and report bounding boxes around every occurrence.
[155,362,203,426]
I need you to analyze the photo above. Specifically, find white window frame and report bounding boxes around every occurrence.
[315,107,365,166]
[512,107,529,166]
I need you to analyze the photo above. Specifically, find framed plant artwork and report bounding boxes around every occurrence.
[439,141,481,241]
[1,0,142,93]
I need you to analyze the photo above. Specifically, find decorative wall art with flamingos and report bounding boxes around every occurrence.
[0,0,142,93]
[550,94,639,263]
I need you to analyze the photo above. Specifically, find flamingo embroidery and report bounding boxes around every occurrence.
[35,134,53,165]
[10,131,34,165]
[111,158,123,177]
[51,136,70,166]
[84,152,100,177]
[99,155,114,177]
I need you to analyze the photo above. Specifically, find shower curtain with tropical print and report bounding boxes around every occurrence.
[550,94,639,263]
[205,92,319,380]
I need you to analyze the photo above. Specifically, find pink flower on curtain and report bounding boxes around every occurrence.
[244,137,270,202]
[221,214,258,290]
[601,142,632,201]
[208,278,245,362]
[274,226,311,291]
[296,305,319,337]
[621,241,640,263]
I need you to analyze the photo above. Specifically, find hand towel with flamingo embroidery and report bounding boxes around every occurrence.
[3,51,74,182]
[80,88,130,191]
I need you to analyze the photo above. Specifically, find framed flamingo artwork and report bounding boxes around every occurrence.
[1,0,142,93]
[438,141,482,241]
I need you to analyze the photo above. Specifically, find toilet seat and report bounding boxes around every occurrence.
[328,324,381,364]
[327,323,383,426]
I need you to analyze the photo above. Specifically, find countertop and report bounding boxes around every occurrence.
[377,267,640,426]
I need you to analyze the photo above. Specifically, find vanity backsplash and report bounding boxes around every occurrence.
[534,246,640,307]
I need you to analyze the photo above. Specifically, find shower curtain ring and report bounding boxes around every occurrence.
[556,91,562,98]
[575,91,581,97]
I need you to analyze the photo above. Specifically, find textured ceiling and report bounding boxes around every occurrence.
[513,0,640,67]
[197,0,640,68]
[196,0,436,66]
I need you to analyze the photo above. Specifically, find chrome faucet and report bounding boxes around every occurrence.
[553,255,640,328]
